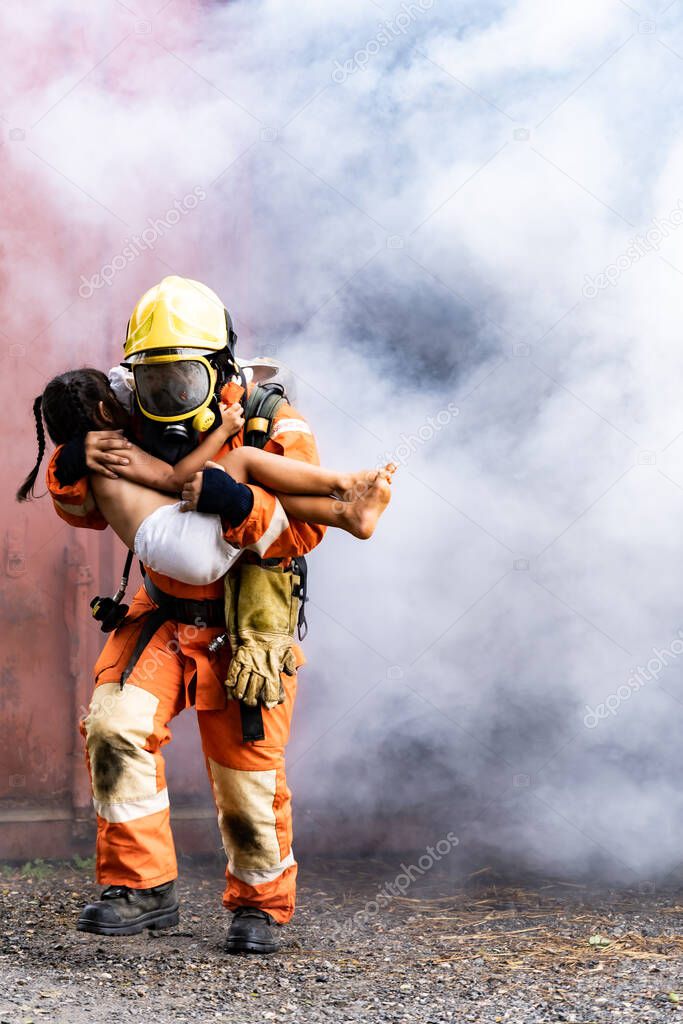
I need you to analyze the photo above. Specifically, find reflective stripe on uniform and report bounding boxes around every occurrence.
[93,787,170,823]
[229,850,296,887]
[53,491,96,518]
[246,497,290,556]
[270,418,312,440]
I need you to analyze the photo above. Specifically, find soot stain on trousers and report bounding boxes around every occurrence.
[90,737,138,799]
[224,813,263,853]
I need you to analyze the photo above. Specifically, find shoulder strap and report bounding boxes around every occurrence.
[243,383,287,450]
[242,383,311,632]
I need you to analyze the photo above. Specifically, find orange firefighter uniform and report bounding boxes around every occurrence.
[47,379,324,924]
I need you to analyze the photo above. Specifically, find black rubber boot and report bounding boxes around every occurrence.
[225,907,280,954]
[76,880,179,936]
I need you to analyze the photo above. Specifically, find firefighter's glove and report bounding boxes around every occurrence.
[224,563,300,710]
[226,642,297,708]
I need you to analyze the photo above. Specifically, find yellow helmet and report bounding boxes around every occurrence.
[124,277,236,431]
[124,275,228,358]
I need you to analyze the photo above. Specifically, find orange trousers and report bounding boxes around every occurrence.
[80,588,299,924]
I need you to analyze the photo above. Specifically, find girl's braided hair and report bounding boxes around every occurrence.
[16,368,128,502]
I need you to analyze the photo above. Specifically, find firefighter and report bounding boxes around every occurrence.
[46,276,325,952]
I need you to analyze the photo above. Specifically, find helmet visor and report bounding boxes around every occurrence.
[133,359,212,419]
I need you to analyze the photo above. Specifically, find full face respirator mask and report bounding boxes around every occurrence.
[132,350,220,431]
[129,346,238,464]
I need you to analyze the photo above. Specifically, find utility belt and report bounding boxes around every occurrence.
[142,575,225,627]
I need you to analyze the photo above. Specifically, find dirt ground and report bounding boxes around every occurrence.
[2,857,683,1023]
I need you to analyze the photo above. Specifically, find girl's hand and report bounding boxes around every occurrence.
[219,401,245,437]
[85,430,132,479]
[180,471,203,512]
[180,461,226,512]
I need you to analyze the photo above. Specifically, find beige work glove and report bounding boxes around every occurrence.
[224,562,300,709]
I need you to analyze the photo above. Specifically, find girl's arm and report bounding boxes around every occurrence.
[115,402,244,494]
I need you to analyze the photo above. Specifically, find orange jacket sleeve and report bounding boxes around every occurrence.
[223,400,327,560]
[46,446,108,531]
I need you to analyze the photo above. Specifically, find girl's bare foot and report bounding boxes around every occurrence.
[342,474,392,539]
[336,463,396,501]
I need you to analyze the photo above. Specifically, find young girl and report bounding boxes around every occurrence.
[17,368,393,585]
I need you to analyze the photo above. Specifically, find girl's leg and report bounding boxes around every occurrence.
[279,472,392,540]
[91,476,176,549]
[218,446,390,499]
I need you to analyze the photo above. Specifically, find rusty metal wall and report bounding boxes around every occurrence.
[0,3,225,862]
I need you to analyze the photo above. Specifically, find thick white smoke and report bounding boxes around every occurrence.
[5,0,683,878]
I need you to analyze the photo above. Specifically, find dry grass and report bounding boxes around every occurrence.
[385,871,683,974]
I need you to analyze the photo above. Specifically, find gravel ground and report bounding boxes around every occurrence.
[2,857,683,1023]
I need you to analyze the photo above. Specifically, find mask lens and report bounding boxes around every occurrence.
[134,360,211,418]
